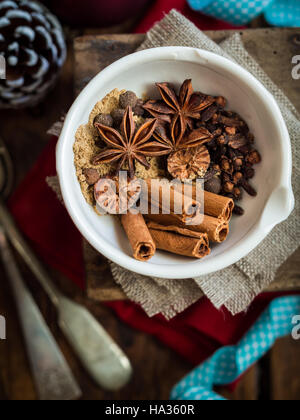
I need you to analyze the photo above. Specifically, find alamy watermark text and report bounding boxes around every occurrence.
[292,55,300,80]
[0,55,5,80]
[292,315,300,340]
[0,315,6,340]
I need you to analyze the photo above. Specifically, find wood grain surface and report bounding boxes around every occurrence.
[74,29,300,302]
[0,27,299,401]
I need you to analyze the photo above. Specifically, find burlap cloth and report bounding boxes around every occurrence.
[50,10,300,319]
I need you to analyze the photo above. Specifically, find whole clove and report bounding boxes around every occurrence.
[198,103,261,216]
[233,205,245,216]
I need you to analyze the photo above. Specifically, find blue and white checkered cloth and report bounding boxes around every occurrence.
[171,296,300,401]
[188,0,300,27]
[265,0,300,26]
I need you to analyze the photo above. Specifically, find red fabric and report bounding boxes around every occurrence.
[133,0,244,33]
[9,137,85,289]
[43,0,153,26]
[43,0,244,31]
[8,137,297,371]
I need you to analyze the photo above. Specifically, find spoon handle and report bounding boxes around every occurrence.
[57,296,132,391]
[0,201,61,306]
[0,227,81,400]
[0,201,132,390]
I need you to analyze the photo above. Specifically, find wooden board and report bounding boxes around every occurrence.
[73,29,300,302]
[270,336,300,400]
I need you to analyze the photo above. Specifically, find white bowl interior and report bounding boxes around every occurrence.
[57,48,293,279]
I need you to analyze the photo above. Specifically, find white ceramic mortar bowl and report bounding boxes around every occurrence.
[56,47,294,279]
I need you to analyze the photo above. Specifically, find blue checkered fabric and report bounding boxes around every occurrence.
[265,0,300,27]
[171,296,300,401]
[188,0,300,27]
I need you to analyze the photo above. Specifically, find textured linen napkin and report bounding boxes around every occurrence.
[106,10,300,319]
[51,10,299,319]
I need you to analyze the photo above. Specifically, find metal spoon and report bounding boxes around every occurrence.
[0,136,132,392]
[0,139,81,400]
[0,226,82,400]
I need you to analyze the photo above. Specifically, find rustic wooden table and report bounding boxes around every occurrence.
[0,27,299,401]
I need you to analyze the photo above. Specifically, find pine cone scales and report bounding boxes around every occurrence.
[0,0,66,108]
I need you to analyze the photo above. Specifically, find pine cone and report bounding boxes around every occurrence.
[0,0,66,109]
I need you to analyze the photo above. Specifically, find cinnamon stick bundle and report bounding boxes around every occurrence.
[174,183,234,221]
[121,213,156,261]
[146,213,229,243]
[142,179,230,243]
[147,222,210,259]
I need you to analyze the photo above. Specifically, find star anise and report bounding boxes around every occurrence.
[91,106,171,178]
[153,122,213,153]
[143,79,215,144]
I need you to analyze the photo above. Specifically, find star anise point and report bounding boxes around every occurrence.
[92,106,169,178]
[144,79,214,153]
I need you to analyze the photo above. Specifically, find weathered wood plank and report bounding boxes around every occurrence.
[218,365,259,401]
[270,336,300,400]
[83,241,126,301]
[74,34,145,95]
[0,262,36,400]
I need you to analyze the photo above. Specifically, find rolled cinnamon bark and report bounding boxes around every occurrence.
[146,213,229,243]
[147,222,210,259]
[174,183,234,221]
[143,179,201,225]
[121,213,156,261]
[188,214,229,242]
[202,191,234,221]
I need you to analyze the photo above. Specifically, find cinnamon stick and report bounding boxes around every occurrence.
[146,213,229,243]
[174,183,234,221]
[143,179,201,225]
[147,222,210,259]
[202,191,234,221]
[121,213,156,261]
[187,214,229,242]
